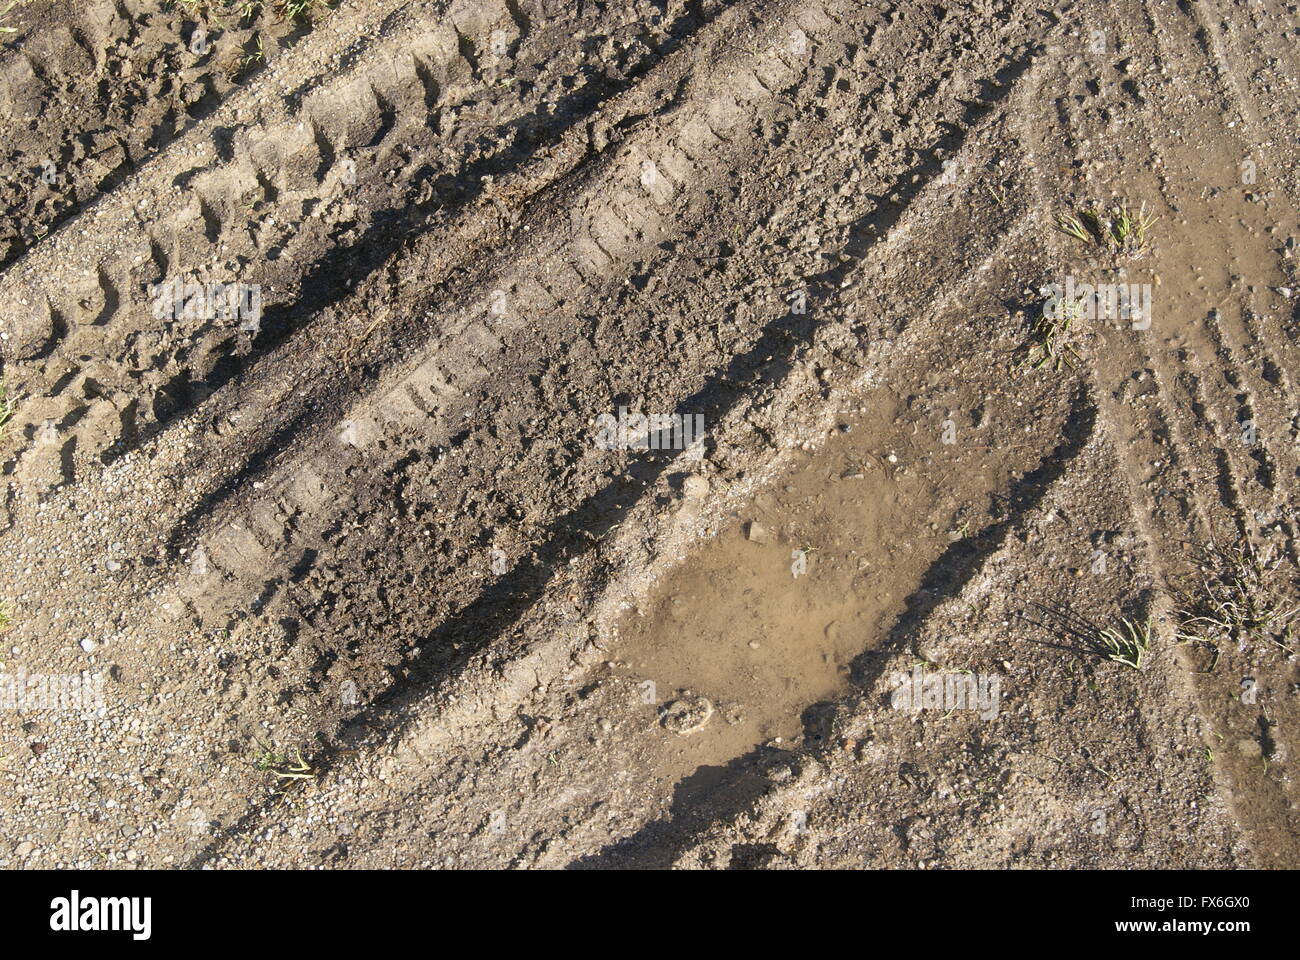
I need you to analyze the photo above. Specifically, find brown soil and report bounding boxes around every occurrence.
[1,0,1297,869]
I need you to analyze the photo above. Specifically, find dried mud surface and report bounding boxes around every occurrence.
[1,0,1298,869]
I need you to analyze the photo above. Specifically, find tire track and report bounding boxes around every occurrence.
[1,0,714,487]
[1040,0,1300,864]
[192,51,1060,865]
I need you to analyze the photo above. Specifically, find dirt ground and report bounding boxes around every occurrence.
[1,0,1298,869]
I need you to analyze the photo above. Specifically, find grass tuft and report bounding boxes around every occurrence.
[1057,200,1157,253]
[240,32,264,71]
[1093,616,1151,669]
[1021,294,1084,372]
[0,377,18,440]
[253,741,316,798]
[0,0,29,34]
[1176,534,1297,657]
[277,0,331,22]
